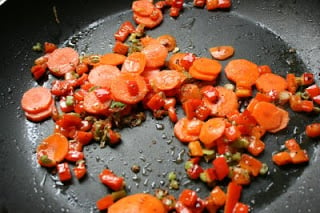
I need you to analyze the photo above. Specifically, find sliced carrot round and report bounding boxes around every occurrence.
[203,86,239,117]
[189,65,217,81]
[47,47,79,76]
[268,107,289,133]
[83,91,112,115]
[133,8,163,29]
[199,117,226,148]
[108,193,166,213]
[153,70,186,91]
[174,117,204,143]
[21,87,53,114]
[224,59,259,87]
[25,102,54,122]
[88,65,120,88]
[192,57,222,76]
[209,45,235,60]
[251,101,283,131]
[110,73,148,104]
[255,72,288,93]
[36,133,69,167]
[156,34,177,52]
[167,52,188,72]
[121,52,146,74]
[142,43,168,68]
[98,53,126,66]
[132,0,155,17]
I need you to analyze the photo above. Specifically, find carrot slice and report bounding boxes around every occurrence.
[199,117,226,148]
[88,65,121,88]
[189,65,217,81]
[25,102,54,122]
[156,34,177,52]
[209,45,235,60]
[142,43,168,68]
[36,133,69,167]
[98,53,127,66]
[174,117,204,143]
[251,101,283,131]
[133,8,163,29]
[167,52,188,72]
[121,52,146,74]
[132,0,155,17]
[83,91,112,115]
[21,87,53,114]
[110,73,148,104]
[224,59,259,88]
[153,70,186,91]
[178,83,202,103]
[203,86,239,117]
[255,72,288,93]
[108,193,166,213]
[268,107,289,133]
[47,47,79,76]
[192,57,222,76]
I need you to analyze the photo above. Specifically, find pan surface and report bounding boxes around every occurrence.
[0,0,320,212]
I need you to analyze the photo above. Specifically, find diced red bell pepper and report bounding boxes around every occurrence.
[56,114,82,129]
[57,162,72,182]
[44,42,57,53]
[224,182,242,213]
[212,156,229,181]
[30,64,47,80]
[75,130,93,145]
[305,84,320,98]
[179,189,198,207]
[185,161,204,180]
[301,72,314,86]
[239,154,262,177]
[224,125,241,141]
[73,160,87,179]
[51,80,73,96]
[180,53,196,70]
[96,194,114,211]
[114,21,135,42]
[146,92,166,111]
[65,150,84,162]
[99,169,124,191]
[94,88,112,103]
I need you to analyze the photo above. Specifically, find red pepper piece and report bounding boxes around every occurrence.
[193,0,206,7]
[180,53,196,70]
[186,161,203,179]
[56,114,82,129]
[201,85,219,103]
[224,182,242,213]
[65,150,84,162]
[30,64,47,80]
[99,169,125,191]
[233,202,250,213]
[44,42,57,53]
[301,72,314,86]
[114,21,135,42]
[57,162,72,182]
[51,80,73,96]
[146,92,166,111]
[179,189,198,207]
[305,84,320,98]
[126,80,139,96]
[212,156,229,180]
[218,0,231,8]
[73,160,87,179]
[96,194,114,211]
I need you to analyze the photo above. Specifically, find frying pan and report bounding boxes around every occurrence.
[1,0,319,212]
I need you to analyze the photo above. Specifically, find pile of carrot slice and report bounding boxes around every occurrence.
[20,0,319,212]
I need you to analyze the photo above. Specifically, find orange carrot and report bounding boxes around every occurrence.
[153,70,186,91]
[133,7,163,29]
[255,73,288,93]
[189,65,217,81]
[250,101,284,131]
[167,52,188,72]
[267,107,289,133]
[110,72,148,104]
[174,117,204,143]
[188,141,204,157]
[209,45,234,60]
[25,102,54,122]
[121,52,146,74]
[156,34,177,52]
[191,57,222,77]
[47,47,79,77]
[21,87,53,114]
[203,86,239,117]
[88,65,121,88]
[83,90,112,115]
[98,53,127,66]
[142,43,168,68]
[108,193,166,213]
[178,83,202,103]
[199,117,226,148]
[224,59,259,88]
[36,133,69,167]
[132,0,155,17]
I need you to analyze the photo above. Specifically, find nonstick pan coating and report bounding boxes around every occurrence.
[0,0,320,212]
